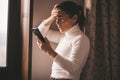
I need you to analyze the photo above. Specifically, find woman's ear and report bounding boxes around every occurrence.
[72,14,78,23]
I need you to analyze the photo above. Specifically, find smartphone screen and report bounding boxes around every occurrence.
[32,28,46,43]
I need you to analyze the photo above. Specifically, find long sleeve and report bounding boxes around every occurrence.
[37,22,50,37]
[50,24,90,80]
[54,35,90,74]
[37,22,64,43]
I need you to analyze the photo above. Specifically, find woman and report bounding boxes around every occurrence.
[36,1,90,80]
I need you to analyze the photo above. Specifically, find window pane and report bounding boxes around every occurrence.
[0,0,9,67]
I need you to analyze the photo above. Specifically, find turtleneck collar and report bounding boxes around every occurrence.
[65,24,83,38]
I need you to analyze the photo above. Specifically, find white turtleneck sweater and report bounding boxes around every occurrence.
[38,22,90,80]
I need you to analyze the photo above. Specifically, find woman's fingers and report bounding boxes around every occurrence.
[51,9,60,16]
[53,4,59,9]
[36,35,43,49]
[37,41,42,48]
[51,4,61,17]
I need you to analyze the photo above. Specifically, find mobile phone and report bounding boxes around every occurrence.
[32,28,46,43]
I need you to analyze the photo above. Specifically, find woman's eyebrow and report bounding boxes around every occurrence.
[57,15,64,18]
[58,16,64,18]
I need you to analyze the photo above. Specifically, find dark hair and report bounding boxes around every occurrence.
[56,1,85,31]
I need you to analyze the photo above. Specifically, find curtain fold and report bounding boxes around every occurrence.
[80,0,120,80]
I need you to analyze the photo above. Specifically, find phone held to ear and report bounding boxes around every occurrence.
[32,28,46,43]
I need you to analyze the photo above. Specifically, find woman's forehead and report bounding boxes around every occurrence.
[58,11,68,17]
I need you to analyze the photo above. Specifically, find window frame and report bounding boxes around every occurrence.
[0,0,22,80]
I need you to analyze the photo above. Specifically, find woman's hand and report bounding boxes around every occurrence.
[37,37,52,53]
[36,37,57,59]
[50,4,60,20]
[43,4,61,26]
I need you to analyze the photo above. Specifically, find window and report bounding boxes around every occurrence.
[0,0,9,67]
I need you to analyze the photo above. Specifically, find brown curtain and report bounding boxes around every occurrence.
[80,0,120,80]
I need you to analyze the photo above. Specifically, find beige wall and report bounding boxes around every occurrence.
[32,0,83,80]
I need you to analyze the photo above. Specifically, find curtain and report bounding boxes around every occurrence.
[80,0,120,80]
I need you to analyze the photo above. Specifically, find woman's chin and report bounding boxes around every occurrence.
[59,30,64,33]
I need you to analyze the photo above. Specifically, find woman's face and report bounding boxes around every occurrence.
[56,11,77,33]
